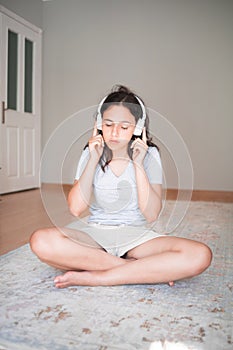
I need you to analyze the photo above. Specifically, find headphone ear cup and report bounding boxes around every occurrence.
[96,95,108,131]
[133,118,144,136]
[133,95,146,136]
[96,112,102,130]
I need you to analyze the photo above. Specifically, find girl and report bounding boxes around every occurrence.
[30,85,212,288]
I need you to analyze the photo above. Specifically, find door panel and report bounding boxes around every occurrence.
[7,126,19,177]
[23,128,35,176]
[0,8,41,193]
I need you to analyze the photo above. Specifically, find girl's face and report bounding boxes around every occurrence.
[102,105,136,152]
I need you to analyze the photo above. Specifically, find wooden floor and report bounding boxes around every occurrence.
[0,188,52,255]
[1,185,232,255]
[0,184,89,255]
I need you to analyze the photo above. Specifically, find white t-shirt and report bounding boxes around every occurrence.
[75,146,162,226]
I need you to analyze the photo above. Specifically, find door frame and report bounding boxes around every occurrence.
[0,5,42,34]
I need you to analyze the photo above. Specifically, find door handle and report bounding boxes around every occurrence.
[2,101,7,124]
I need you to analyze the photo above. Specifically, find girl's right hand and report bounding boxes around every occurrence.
[88,123,104,163]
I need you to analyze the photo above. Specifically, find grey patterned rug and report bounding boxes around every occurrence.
[0,201,232,350]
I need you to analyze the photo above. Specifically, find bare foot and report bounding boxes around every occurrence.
[54,271,175,289]
[54,270,99,288]
[54,259,135,288]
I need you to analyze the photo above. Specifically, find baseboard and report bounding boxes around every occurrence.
[165,189,233,202]
[42,184,233,203]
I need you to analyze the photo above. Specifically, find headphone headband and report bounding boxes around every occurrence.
[96,94,146,136]
[96,95,108,130]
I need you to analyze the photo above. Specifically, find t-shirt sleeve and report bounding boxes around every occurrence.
[143,147,163,184]
[74,147,90,180]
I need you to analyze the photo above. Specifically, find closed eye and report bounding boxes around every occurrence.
[121,124,130,130]
[102,120,134,130]
[102,119,114,127]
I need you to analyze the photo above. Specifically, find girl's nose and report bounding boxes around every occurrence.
[111,123,119,136]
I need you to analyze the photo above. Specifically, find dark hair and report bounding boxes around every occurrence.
[94,85,159,171]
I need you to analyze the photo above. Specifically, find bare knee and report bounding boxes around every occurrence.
[189,243,212,276]
[30,228,53,261]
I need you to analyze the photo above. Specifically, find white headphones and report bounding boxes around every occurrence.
[96,95,146,136]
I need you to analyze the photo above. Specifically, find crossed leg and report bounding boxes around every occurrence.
[30,228,212,288]
[30,227,128,272]
[54,236,212,288]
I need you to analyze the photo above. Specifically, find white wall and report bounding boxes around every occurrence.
[5,0,233,191]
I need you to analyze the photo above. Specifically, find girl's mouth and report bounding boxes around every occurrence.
[109,139,120,144]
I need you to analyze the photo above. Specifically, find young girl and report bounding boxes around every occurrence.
[30,85,212,288]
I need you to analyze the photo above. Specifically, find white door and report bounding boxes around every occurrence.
[0,7,41,194]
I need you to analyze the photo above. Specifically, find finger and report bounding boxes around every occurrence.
[90,135,104,148]
[92,122,98,137]
[98,135,104,147]
[142,127,147,144]
[130,138,147,150]
[130,138,139,149]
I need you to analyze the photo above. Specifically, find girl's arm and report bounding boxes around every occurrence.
[68,158,98,217]
[134,165,162,223]
[131,128,162,223]
[68,125,104,217]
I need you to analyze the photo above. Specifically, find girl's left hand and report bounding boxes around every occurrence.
[131,127,148,165]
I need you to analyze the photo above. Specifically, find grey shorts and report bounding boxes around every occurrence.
[63,219,164,257]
